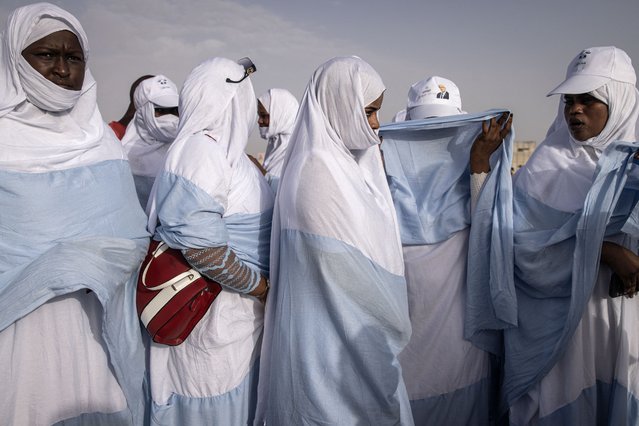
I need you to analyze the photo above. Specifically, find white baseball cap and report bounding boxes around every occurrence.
[406,76,463,119]
[547,46,636,96]
[134,75,179,109]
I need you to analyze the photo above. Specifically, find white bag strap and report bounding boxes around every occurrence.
[140,276,194,326]
[141,241,203,291]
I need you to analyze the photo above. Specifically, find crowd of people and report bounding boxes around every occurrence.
[1,3,638,426]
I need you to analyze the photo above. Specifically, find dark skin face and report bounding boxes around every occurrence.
[21,30,85,91]
[154,106,179,117]
[365,93,384,131]
[257,100,270,127]
[563,93,609,141]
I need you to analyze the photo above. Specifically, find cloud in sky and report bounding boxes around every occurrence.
[2,0,639,153]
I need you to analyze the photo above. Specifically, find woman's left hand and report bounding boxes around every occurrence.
[470,112,513,174]
[601,241,639,298]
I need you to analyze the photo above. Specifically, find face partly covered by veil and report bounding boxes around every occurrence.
[0,2,123,172]
[276,55,403,276]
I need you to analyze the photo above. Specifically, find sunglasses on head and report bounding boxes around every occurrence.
[226,57,256,84]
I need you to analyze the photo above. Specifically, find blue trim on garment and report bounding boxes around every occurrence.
[150,360,260,426]
[512,380,639,426]
[53,408,132,425]
[409,377,493,426]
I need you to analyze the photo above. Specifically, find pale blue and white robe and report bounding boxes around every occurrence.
[256,56,414,426]
[380,109,515,425]
[0,116,150,426]
[145,57,273,426]
[0,4,150,425]
[504,140,639,425]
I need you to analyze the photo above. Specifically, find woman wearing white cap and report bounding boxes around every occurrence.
[504,46,639,424]
[0,3,150,425]
[146,57,272,425]
[122,74,180,209]
[257,88,299,188]
[405,75,465,120]
[382,75,513,425]
[255,56,414,425]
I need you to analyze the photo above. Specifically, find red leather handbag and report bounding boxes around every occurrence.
[136,239,222,346]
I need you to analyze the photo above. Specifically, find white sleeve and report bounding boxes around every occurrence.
[470,172,488,214]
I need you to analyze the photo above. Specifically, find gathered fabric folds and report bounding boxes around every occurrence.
[256,56,414,425]
[146,57,273,426]
[0,4,150,425]
[379,110,514,424]
[507,141,639,424]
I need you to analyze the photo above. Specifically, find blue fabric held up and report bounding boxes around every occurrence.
[380,109,512,245]
[0,159,150,425]
[502,141,639,411]
[380,109,517,354]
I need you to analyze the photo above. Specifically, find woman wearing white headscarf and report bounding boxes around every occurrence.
[503,46,639,425]
[0,3,150,425]
[146,57,273,425]
[256,56,414,425]
[122,74,180,209]
[257,88,299,187]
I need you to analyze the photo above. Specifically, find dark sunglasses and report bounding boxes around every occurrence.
[226,57,257,84]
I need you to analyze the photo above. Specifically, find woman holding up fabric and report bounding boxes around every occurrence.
[504,46,639,425]
[0,3,150,425]
[381,75,513,425]
[256,88,299,188]
[256,56,414,425]
[146,57,273,425]
[122,74,180,209]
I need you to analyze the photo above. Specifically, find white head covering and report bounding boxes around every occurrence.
[258,88,299,177]
[515,46,639,212]
[171,57,256,168]
[146,57,259,227]
[406,75,464,120]
[122,75,179,176]
[0,2,122,173]
[277,56,403,274]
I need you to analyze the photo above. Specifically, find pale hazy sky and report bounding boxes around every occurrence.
[2,0,639,154]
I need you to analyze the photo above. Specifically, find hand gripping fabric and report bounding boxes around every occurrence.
[136,239,222,345]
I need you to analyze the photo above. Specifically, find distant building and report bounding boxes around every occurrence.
[512,140,536,173]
